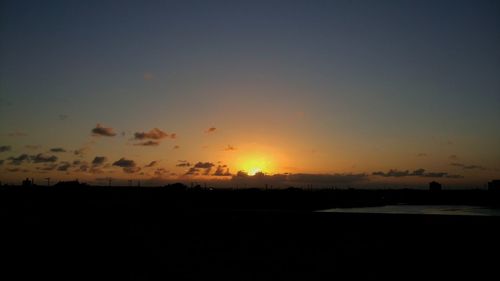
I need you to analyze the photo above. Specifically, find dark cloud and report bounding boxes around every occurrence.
[134,128,169,140]
[113,158,136,168]
[6,167,28,172]
[145,161,158,168]
[0,145,11,152]
[7,154,30,165]
[224,145,236,151]
[173,145,180,149]
[50,147,66,153]
[92,156,107,166]
[450,162,486,170]
[57,162,71,171]
[205,127,216,133]
[184,167,200,175]
[154,168,169,177]
[135,140,160,146]
[194,162,215,169]
[372,168,463,179]
[31,153,58,163]
[124,167,141,174]
[213,165,232,176]
[92,124,117,137]
[176,160,191,167]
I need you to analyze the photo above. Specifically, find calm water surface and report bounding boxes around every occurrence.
[319,205,500,216]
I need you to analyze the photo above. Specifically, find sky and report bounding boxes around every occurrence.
[1,0,499,188]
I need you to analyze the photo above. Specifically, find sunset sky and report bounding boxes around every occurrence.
[1,0,499,188]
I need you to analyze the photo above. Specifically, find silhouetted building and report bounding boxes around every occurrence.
[429,181,442,191]
[488,180,500,191]
[22,178,34,187]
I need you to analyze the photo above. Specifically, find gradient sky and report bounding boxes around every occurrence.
[1,0,499,188]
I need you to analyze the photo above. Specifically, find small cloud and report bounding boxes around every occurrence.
[173,145,180,149]
[417,153,427,157]
[154,168,169,177]
[224,145,236,151]
[145,161,158,168]
[184,167,200,175]
[58,114,68,120]
[205,127,216,134]
[194,162,215,169]
[213,165,232,176]
[135,140,160,146]
[92,156,107,167]
[50,147,66,153]
[113,158,136,168]
[92,124,117,137]
[113,158,139,174]
[31,153,58,163]
[176,160,191,167]
[134,128,169,140]
[57,162,71,171]
[7,154,30,165]
[0,145,11,153]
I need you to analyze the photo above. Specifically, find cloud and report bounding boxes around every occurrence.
[176,160,191,167]
[213,165,232,176]
[135,140,160,146]
[450,162,486,170]
[449,155,459,160]
[184,167,200,175]
[194,162,215,169]
[7,154,30,165]
[145,161,158,168]
[0,145,12,152]
[173,145,180,149]
[112,158,140,173]
[372,168,463,179]
[224,145,236,151]
[50,147,66,153]
[205,127,216,134]
[92,156,107,166]
[31,153,58,163]
[113,158,136,168]
[417,153,427,157]
[154,168,169,177]
[57,162,71,171]
[92,124,117,137]
[134,128,170,140]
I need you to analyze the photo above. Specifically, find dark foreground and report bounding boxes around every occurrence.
[2,187,500,280]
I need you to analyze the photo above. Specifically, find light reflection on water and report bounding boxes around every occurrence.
[319,205,500,216]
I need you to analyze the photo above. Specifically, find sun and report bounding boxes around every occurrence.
[239,156,272,176]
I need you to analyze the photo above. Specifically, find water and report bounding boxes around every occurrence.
[319,205,500,216]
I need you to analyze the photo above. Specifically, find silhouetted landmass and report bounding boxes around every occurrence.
[1,184,500,280]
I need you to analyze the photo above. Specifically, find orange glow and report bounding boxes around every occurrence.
[238,155,274,176]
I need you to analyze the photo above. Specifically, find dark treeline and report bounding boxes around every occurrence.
[2,182,500,212]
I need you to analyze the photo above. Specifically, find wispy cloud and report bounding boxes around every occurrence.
[135,140,160,146]
[450,162,486,170]
[205,127,216,134]
[0,145,11,153]
[134,128,171,140]
[50,147,66,153]
[372,168,463,178]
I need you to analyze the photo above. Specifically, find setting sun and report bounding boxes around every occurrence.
[239,157,273,176]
